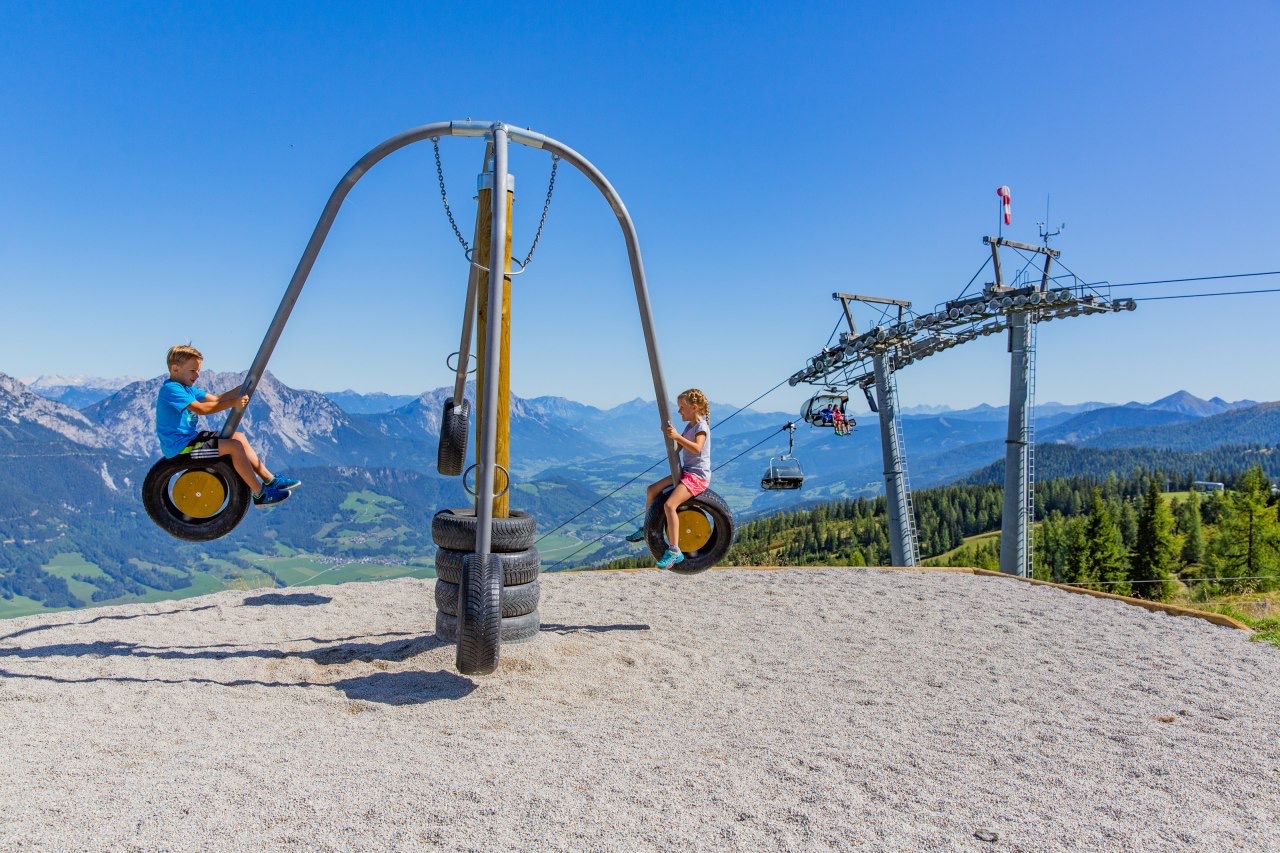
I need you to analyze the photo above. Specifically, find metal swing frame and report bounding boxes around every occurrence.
[215,120,684,558]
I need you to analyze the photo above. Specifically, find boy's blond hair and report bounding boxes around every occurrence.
[678,388,710,421]
[166,344,203,368]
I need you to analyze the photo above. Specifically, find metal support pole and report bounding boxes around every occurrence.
[473,124,509,556]
[873,353,913,567]
[507,128,680,484]
[1000,309,1031,576]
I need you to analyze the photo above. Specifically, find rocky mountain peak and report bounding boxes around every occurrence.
[0,372,110,448]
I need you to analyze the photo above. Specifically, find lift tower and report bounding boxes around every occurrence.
[790,238,1136,575]
[837,294,918,567]
[987,236,1055,578]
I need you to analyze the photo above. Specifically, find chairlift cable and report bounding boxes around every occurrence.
[1102,270,1280,289]
[536,376,795,545]
[545,424,791,570]
[534,456,667,544]
[1131,287,1280,301]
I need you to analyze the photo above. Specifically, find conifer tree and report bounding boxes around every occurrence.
[1177,491,1205,566]
[1130,481,1180,600]
[1207,465,1280,592]
[1118,499,1139,549]
[1084,489,1131,595]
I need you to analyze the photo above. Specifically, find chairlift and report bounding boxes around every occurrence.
[800,389,853,432]
[761,422,805,491]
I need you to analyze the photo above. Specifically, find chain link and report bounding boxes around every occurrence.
[433,138,470,254]
[432,140,559,270]
[521,154,559,268]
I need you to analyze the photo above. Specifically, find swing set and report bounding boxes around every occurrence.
[139,120,737,675]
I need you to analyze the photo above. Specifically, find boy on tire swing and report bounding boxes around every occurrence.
[155,344,300,506]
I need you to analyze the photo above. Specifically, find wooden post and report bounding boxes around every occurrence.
[474,171,515,518]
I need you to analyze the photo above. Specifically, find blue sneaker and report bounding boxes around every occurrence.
[625,526,646,543]
[266,475,301,491]
[253,487,291,507]
[656,548,685,569]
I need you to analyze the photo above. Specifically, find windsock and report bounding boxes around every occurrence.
[997,185,1012,225]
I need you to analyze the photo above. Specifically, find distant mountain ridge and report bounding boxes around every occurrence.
[3,369,1278,614]
[19,374,146,409]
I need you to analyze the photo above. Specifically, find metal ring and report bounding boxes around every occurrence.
[463,248,527,277]
[462,463,511,499]
[446,351,477,374]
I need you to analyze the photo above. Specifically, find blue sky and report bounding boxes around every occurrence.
[2,1,1277,417]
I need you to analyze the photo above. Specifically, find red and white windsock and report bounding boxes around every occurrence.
[996,185,1012,225]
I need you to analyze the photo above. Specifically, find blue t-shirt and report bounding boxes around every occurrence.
[156,379,208,458]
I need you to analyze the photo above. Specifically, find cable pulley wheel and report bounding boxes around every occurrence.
[142,456,250,542]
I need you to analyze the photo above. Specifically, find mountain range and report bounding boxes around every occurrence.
[1,369,1276,613]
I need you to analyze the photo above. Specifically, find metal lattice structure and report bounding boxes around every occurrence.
[790,236,1138,575]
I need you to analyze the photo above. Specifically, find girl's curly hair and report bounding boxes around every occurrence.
[678,388,710,421]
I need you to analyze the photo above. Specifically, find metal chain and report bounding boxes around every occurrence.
[521,154,559,268]
[432,140,559,269]
[433,138,470,254]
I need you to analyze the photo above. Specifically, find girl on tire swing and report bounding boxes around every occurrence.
[626,388,712,569]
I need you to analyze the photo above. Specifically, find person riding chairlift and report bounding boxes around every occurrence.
[832,407,847,436]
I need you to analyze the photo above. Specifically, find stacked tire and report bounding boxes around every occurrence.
[432,508,541,645]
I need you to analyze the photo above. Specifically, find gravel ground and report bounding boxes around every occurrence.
[1,566,1278,852]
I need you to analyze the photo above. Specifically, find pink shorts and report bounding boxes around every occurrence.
[680,471,709,497]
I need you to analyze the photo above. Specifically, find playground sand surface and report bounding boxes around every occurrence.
[1,567,1278,851]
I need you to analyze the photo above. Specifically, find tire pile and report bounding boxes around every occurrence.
[431,508,540,644]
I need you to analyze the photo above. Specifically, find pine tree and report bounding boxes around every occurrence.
[1130,481,1180,600]
[1207,465,1280,592]
[1084,489,1131,595]
[1177,491,1205,566]
[1118,499,1139,549]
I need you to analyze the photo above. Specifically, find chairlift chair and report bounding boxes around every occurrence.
[800,390,851,429]
[761,455,805,491]
[761,422,805,491]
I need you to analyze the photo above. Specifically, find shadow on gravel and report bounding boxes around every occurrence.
[331,670,476,705]
[241,592,332,607]
[0,605,219,643]
[0,633,447,667]
[540,623,651,634]
[304,635,450,665]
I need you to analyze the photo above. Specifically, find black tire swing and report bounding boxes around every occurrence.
[641,486,735,574]
[142,455,250,542]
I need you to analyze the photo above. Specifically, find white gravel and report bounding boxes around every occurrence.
[1,567,1278,851]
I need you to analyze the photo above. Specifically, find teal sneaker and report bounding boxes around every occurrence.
[265,475,301,491]
[625,526,646,543]
[656,548,685,569]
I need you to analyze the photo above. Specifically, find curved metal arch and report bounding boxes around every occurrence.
[218,120,682,553]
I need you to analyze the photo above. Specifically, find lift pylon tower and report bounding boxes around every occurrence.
[829,293,918,567]
[790,237,1137,576]
[989,236,1051,578]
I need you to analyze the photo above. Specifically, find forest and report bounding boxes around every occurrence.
[602,464,1280,603]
